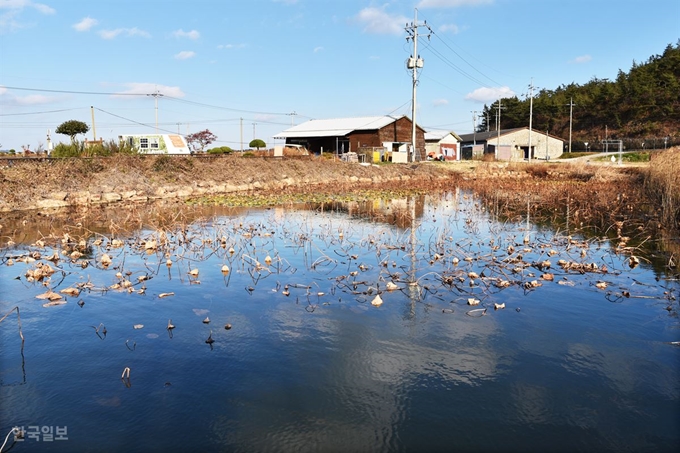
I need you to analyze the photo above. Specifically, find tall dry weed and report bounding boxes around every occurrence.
[646,147,680,231]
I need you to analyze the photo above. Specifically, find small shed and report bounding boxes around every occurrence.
[425,130,462,161]
[274,115,426,162]
[458,128,564,161]
[119,134,191,154]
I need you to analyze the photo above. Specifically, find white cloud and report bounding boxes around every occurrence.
[31,2,53,14]
[0,87,58,105]
[73,16,97,32]
[433,98,449,106]
[217,43,246,49]
[438,23,460,34]
[99,27,150,40]
[418,0,493,7]
[0,1,56,14]
[14,93,53,105]
[570,54,592,64]
[313,46,323,53]
[173,28,200,40]
[0,0,54,33]
[465,86,515,103]
[174,50,195,60]
[112,83,185,98]
[355,6,409,35]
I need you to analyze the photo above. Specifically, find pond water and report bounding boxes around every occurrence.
[1,192,678,453]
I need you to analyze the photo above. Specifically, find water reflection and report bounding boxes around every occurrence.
[0,192,678,452]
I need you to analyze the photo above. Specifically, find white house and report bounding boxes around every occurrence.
[458,128,564,161]
[119,134,191,154]
[424,130,462,161]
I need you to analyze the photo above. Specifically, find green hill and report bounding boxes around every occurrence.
[479,41,680,151]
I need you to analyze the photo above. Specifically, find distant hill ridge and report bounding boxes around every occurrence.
[479,41,680,149]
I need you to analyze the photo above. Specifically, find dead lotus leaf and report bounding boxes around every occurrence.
[494,302,506,310]
[133,324,144,329]
[111,239,124,248]
[42,300,67,308]
[496,280,511,288]
[371,294,383,307]
[541,273,554,281]
[60,287,80,297]
[188,268,199,277]
[629,256,640,269]
[467,298,480,306]
[101,254,112,266]
[159,292,175,298]
[385,281,399,291]
[36,290,63,301]
[524,280,542,289]
[595,281,608,289]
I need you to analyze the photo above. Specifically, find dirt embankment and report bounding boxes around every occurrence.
[2,154,678,251]
[0,155,474,212]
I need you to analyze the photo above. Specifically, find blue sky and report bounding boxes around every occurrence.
[1,0,678,151]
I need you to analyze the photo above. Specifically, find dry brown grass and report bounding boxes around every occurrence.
[645,147,680,231]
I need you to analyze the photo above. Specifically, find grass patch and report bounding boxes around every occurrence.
[645,147,680,230]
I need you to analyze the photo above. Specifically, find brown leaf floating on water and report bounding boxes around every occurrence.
[60,287,80,296]
[42,300,67,307]
[36,290,63,301]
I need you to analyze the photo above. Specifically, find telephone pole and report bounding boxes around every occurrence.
[288,111,297,126]
[405,8,431,162]
[240,118,243,152]
[471,110,479,145]
[147,87,163,134]
[528,78,534,159]
[565,97,576,153]
[252,123,257,140]
[495,99,506,160]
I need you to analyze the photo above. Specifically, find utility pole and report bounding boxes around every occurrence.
[471,110,478,145]
[495,99,506,160]
[240,118,243,152]
[528,78,534,160]
[565,97,576,153]
[176,123,181,134]
[605,125,608,153]
[288,111,297,127]
[405,8,431,163]
[252,123,257,140]
[90,106,97,141]
[147,87,163,134]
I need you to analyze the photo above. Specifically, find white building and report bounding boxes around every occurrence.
[119,134,191,154]
[458,128,564,161]
[424,130,462,161]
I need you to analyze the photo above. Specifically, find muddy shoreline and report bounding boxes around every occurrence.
[0,156,470,213]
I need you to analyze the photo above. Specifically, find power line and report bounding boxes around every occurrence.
[2,85,306,119]
[163,95,293,117]
[0,107,86,116]
[94,107,178,135]
[428,30,506,87]
[1,86,143,96]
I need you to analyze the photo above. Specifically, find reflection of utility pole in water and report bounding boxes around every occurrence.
[407,195,418,319]
[525,197,531,243]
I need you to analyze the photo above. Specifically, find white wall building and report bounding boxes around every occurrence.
[424,130,462,161]
[119,134,191,154]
